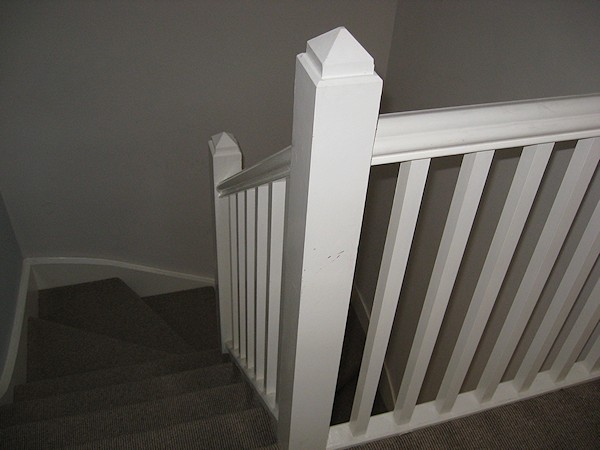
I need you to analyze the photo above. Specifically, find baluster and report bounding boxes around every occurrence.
[550,275,600,381]
[266,179,285,395]
[246,188,257,372]
[238,191,247,361]
[394,150,493,424]
[515,197,600,391]
[255,184,270,387]
[476,137,600,402]
[350,159,430,435]
[436,143,552,413]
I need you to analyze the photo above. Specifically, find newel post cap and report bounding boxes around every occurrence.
[210,132,239,156]
[305,27,375,79]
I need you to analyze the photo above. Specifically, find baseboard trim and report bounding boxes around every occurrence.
[350,283,396,411]
[0,260,34,404]
[27,257,215,297]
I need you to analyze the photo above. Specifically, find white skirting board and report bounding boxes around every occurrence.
[0,261,37,405]
[28,257,214,297]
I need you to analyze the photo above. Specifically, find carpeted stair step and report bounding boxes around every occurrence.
[1,363,239,426]
[67,407,277,450]
[14,349,225,402]
[0,383,258,449]
[143,287,220,351]
[27,318,172,381]
[39,278,194,354]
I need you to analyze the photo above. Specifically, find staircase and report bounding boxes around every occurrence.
[0,278,278,449]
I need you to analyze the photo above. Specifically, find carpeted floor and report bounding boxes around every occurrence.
[0,278,277,449]
[1,278,598,449]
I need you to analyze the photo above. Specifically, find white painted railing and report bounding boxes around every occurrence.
[210,132,286,414]
[211,27,600,450]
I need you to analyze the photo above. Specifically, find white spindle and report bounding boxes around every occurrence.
[349,159,430,435]
[209,132,242,351]
[435,143,553,413]
[246,188,257,372]
[551,276,600,382]
[266,179,285,396]
[230,196,240,351]
[255,184,269,386]
[237,191,247,361]
[277,27,383,449]
[584,327,600,372]
[476,137,600,402]
[514,198,600,391]
[394,150,494,424]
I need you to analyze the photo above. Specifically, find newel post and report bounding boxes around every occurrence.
[277,28,383,449]
[209,132,242,352]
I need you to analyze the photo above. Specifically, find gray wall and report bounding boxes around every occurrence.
[381,0,600,112]
[355,0,600,403]
[0,0,396,277]
[0,192,23,384]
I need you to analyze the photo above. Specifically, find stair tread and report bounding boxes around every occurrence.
[39,278,194,353]
[0,383,258,448]
[27,318,172,381]
[14,349,225,402]
[4,280,277,450]
[143,287,220,351]
[67,407,276,450]
[2,363,239,426]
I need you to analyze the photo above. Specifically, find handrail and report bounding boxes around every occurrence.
[372,94,600,165]
[217,146,291,197]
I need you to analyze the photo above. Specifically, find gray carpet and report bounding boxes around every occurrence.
[351,379,600,449]
[0,278,277,449]
[2,277,598,449]
[39,278,193,353]
[14,349,224,401]
[143,287,220,351]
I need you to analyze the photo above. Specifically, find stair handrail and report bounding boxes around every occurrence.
[373,93,600,165]
[216,145,291,197]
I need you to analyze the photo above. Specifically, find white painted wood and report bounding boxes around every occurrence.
[584,330,600,372]
[514,197,600,391]
[266,179,285,396]
[476,138,600,402]
[246,188,257,372]
[435,144,553,413]
[255,184,269,387]
[237,191,247,360]
[349,159,430,435]
[0,260,31,401]
[394,151,493,424]
[277,27,383,450]
[229,196,240,352]
[217,146,291,197]
[226,343,278,418]
[208,132,242,351]
[351,282,397,412]
[28,256,213,296]
[372,94,600,165]
[551,276,600,382]
[328,362,600,449]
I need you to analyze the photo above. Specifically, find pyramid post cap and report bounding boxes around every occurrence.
[210,132,241,157]
[211,132,238,149]
[305,27,374,79]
